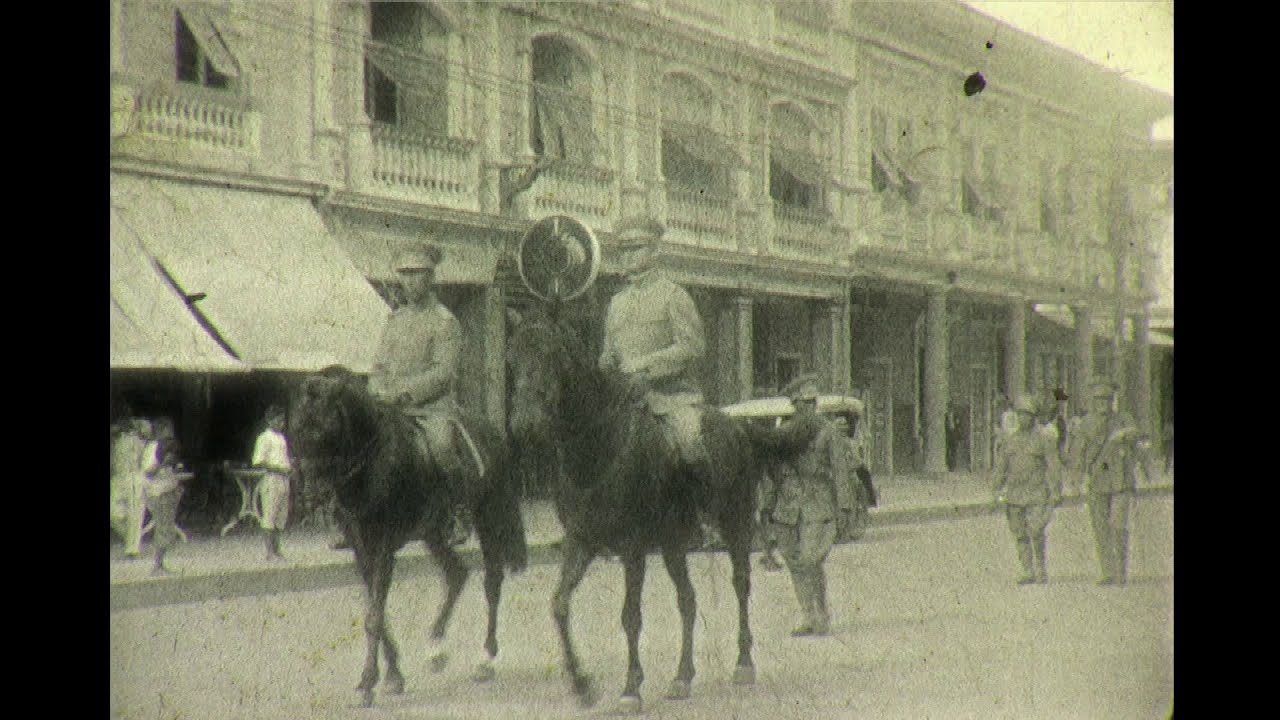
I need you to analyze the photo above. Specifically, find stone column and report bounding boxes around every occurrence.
[619,45,647,218]
[1005,298,1026,403]
[923,287,949,474]
[483,286,506,431]
[1073,305,1094,417]
[828,302,845,394]
[1133,308,1152,434]
[735,296,754,401]
[477,5,503,215]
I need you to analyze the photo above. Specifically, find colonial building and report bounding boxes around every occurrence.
[110,0,1172,495]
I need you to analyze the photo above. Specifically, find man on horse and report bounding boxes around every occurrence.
[598,215,711,476]
[368,246,477,544]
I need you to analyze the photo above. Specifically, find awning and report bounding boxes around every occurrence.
[332,221,500,286]
[663,123,744,169]
[176,3,240,78]
[111,175,390,373]
[770,148,830,187]
[110,207,245,372]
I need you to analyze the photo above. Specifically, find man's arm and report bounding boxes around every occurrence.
[399,312,463,406]
[829,431,856,512]
[626,286,705,380]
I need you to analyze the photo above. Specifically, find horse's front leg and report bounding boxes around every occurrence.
[660,543,697,700]
[352,543,395,708]
[424,536,471,674]
[724,523,756,685]
[473,556,505,683]
[552,537,599,708]
[618,549,647,713]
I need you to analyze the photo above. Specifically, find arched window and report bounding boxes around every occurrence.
[364,1,449,136]
[660,73,736,196]
[530,35,596,163]
[769,103,827,213]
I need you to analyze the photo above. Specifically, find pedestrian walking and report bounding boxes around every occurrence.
[758,374,855,636]
[1072,381,1143,586]
[992,396,1061,585]
[141,417,191,576]
[251,405,292,561]
[111,416,151,559]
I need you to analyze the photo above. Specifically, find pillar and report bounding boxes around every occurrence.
[923,287,949,474]
[477,5,503,215]
[1005,298,1026,403]
[1133,308,1152,434]
[483,286,506,431]
[828,303,845,394]
[735,296,754,401]
[1073,305,1094,417]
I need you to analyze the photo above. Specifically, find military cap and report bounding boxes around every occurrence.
[1089,381,1119,398]
[265,405,285,421]
[782,373,821,402]
[395,245,444,272]
[1012,395,1039,415]
[613,215,666,248]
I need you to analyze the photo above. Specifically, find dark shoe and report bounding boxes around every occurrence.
[790,625,815,637]
[759,555,783,572]
[1097,577,1116,586]
[1017,576,1037,586]
[330,538,352,551]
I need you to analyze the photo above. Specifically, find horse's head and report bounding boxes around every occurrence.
[288,365,372,455]
[506,312,575,446]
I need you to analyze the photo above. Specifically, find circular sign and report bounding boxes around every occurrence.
[517,215,600,302]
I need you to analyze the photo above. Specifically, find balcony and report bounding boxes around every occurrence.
[526,162,617,231]
[130,86,259,154]
[666,188,737,251]
[369,124,479,212]
[771,203,837,261]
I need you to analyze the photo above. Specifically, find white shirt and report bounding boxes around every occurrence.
[252,428,292,474]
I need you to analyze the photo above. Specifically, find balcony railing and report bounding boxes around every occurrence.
[370,124,478,211]
[132,88,259,153]
[527,162,617,230]
[771,203,836,261]
[666,188,737,251]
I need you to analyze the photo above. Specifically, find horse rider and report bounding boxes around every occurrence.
[992,395,1062,585]
[598,215,712,478]
[1070,380,1143,586]
[368,246,477,545]
[757,374,855,636]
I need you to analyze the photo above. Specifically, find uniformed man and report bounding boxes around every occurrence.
[599,215,711,475]
[992,395,1062,585]
[758,374,855,636]
[1071,380,1143,586]
[368,246,474,544]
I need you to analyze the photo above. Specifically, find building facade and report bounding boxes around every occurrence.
[110,0,1173,484]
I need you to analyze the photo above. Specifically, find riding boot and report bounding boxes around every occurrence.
[1015,539,1036,585]
[1032,533,1048,584]
[788,568,815,635]
[811,565,831,635]
[1114,526,1130,584]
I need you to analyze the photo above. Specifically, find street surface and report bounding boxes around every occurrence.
[111,497,1173,720]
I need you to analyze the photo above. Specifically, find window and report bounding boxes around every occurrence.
[175,9,238,89]
[770,103,828,213]
[660,74,735,196]
[364,1,449,135]
[531,36,596,163]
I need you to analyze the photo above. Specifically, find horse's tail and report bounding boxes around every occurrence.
[474,435,529,574]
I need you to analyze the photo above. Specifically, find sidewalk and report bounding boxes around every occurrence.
[110,470,1173,611]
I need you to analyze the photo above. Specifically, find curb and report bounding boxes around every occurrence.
[110,486,1172,612]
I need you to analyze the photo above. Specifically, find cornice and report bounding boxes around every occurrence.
[322,189,527,237]
[110,158,329,199]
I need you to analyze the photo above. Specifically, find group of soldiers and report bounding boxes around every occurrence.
[993,382,1152,587]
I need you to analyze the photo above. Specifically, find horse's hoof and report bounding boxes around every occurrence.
[573,674,599,708]
[430,652,449,673]
[732,665,757,685]
[352,689,374,709]
[665,679,691,700]
[617,695,643,714]
[383,673,405,695]
[471,661,496,683]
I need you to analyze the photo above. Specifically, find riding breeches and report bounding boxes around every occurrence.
[774,519,836,631]
[1005,503,1053,542]
[655,405,709,470]
[1088,490,1133,582]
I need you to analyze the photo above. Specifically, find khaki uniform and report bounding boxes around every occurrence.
[993,428,1060,583]
[760,413,854,634]
[599,270,708,466]
[110,428,148,556]
[1073,409,1140,583]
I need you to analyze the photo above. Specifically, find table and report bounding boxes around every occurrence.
[220,467,266,537]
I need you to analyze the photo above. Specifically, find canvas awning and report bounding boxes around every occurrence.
[110,207,245,372]
[663,123,744,169]
[770,147,830,187]
[332,222,500,286]
[110,175,390,373]
[176,3,240,78]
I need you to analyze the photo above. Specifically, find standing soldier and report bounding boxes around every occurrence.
[1072,381,1142,586]
[598,215,711,476]
[992,396,1061,585]
[758,374,855,636]
[368,246,476,545]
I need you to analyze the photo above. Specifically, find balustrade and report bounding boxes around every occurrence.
[133,88,258,152]
[369,124,478,211]
[666,188,737,250]
[527,162,617,229]
[771,203,835,260]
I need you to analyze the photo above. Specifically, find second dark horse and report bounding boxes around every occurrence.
[288,366,528,708]
[507,308,770,713]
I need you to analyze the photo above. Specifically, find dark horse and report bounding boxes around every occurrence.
[506,306,768,713]
[288,366,528,708]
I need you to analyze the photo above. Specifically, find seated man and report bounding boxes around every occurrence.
[598,215,710,475]
[368,247,479,546]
